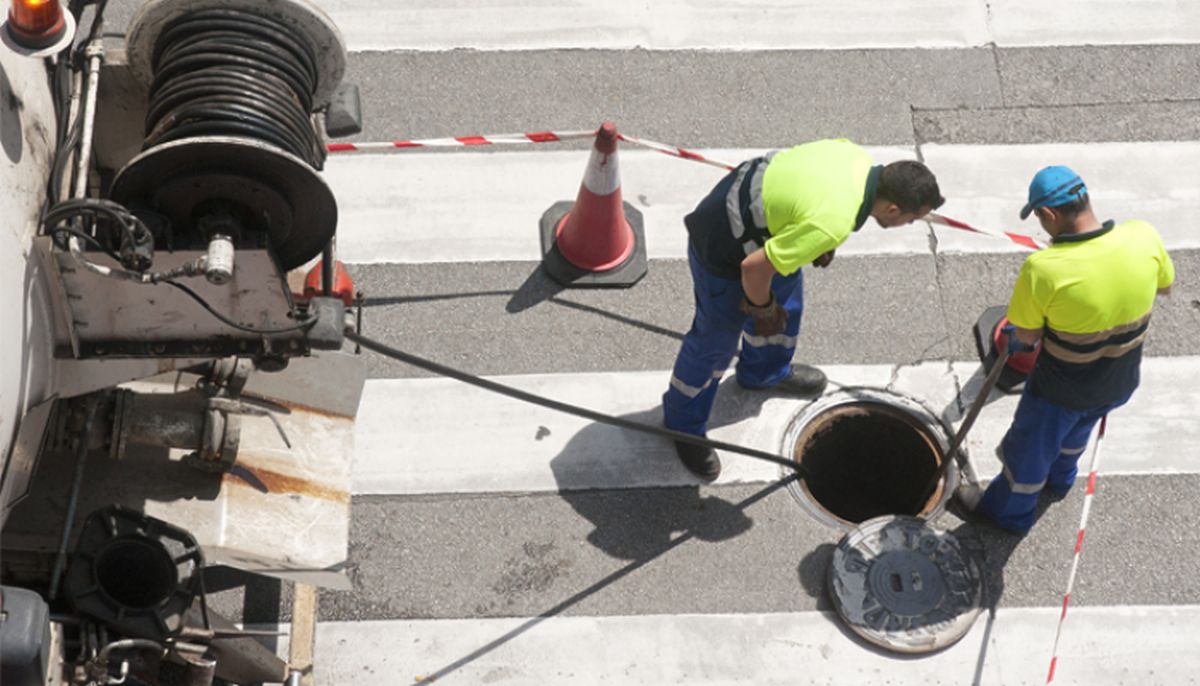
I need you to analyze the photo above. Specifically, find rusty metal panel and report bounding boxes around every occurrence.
[3,354,366,590]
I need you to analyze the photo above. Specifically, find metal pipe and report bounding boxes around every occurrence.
[912,345,1013,511]
[49,398,101,600]
[72,40,103,200]
[65,36,134,281]
[62,36,173,284]
[89,639,165,686]
[321,242,334,296]
[120,391,207,450]
[97,639,165,667]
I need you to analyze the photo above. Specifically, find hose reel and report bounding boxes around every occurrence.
[46,0,350,360]
[113,0,347,271]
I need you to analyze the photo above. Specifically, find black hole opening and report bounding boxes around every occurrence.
[95,537,178,610]
[796,404,942,523]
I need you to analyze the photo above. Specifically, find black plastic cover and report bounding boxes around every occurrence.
[307,297,346,350]
[325,83,363,138]
[973,304,1028,394]
[0,586,51,686]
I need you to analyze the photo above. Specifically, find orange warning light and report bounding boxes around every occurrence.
[6,0,66,49]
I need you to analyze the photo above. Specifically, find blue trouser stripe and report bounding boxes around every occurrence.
[662,242,804,436]
[978,385,1130,533]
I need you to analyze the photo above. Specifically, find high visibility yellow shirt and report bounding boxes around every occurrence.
[1007,219,1175,408]
[1008,219,1174,333]
[761,140,875,276]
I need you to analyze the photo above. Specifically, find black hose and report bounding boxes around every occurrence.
[163,280,318,335]
[146,8,325,169]
[345,331,807,475]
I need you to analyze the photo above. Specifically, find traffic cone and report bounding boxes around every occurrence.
[539,121,646,287]
[972,305,1042,393]
[299,259,355,307]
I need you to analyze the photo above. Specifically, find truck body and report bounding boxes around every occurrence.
[1,1,363,683]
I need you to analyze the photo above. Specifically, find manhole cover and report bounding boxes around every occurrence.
[829,515,984,654]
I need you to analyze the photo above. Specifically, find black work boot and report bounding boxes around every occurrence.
[673,441,721,482]
[771,364,828,397]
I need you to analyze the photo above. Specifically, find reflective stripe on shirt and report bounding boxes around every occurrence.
[724,152,776,256]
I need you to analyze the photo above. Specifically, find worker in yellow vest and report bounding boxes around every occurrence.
[662,139,944,480]
[961,166,1175,533]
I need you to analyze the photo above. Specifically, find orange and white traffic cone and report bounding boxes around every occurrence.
[300,259,355,307]
[539,121,646,287]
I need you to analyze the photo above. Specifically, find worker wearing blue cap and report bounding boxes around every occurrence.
[961,166,1175,534]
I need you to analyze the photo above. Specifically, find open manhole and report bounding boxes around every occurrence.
[781,389,956,529]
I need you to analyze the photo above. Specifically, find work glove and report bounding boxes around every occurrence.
[812,249,836,268]
[1001,323,1036,354]
[740,293,788,338]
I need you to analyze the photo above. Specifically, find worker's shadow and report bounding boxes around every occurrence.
[949,494,1061,608]
[939,361,1017,430]
[944,499,1065,685]
[548,380,779,561]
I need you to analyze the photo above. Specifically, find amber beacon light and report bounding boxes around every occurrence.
[6,0,67,49]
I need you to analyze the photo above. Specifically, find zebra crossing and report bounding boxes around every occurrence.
[306,1,1200,683]
[95,0,1200,683]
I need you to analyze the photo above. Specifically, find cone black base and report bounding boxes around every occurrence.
[973,304,1028,393]
[538,201,647,288]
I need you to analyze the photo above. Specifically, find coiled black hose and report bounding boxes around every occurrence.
[145,8,325,169]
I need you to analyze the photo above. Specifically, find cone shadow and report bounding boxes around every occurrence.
[505,263,567,313]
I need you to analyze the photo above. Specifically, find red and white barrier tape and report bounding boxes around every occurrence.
[928,213,1046,251]
[1046,414,1108,684]
[326,130,596,152]
[328,129,1042,251]
[613,132,737,171]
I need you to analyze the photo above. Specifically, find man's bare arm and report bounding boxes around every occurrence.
[740,248,777,305]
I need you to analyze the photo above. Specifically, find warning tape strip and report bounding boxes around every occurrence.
[1046,414,1108,684]
[326,130,596,152]
[613,132,737,171]
[928,213,1046,251]
[327,129,1042,251]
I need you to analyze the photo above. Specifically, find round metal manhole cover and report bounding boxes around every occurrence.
[829,515,984,654]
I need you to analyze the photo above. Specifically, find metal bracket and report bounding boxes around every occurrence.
[198,358,255,398]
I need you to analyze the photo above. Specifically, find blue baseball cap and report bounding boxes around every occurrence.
[1019,166,1088,219]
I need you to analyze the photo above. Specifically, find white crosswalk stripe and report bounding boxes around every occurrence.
[308,0,1200,50]
[327,142,1200,265]
[308,606,1200,685]
[280,2,1200,684]
[352,358,1200,497]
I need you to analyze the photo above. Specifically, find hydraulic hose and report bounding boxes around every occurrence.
[345,331,807,474]
[146,8,325,168]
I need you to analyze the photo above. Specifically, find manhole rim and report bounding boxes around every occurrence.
[779,387,959,530]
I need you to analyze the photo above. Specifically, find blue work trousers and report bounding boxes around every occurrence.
[662,243,804,436]
[978,386,1130,534]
